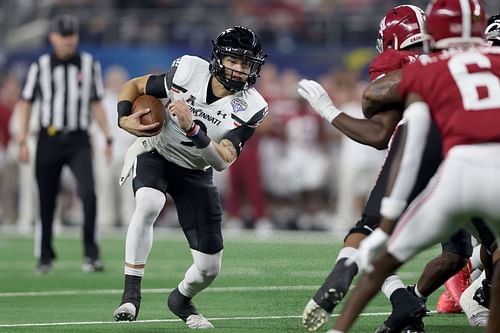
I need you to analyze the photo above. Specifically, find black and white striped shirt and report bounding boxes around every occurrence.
[21,52,104,131]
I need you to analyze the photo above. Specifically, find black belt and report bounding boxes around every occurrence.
[40,127,86,137]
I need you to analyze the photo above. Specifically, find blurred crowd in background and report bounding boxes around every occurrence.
[0,0,499,236]
[0,0,432,50]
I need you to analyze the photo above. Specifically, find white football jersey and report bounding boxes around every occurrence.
[150,55,268,170]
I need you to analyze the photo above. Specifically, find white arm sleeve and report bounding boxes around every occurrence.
[199,142,231,172]
[381,101,432,220]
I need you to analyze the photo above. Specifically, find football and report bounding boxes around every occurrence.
[132,95,166,134]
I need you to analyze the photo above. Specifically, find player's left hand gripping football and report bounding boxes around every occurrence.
[119,109,160,137]
[297,79,341,123]
[168,99,192,131]
[345,229,389,273]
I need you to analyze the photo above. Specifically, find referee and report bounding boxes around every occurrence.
[18,14,113,274]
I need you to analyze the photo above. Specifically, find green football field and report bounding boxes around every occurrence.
[0,229,483,333]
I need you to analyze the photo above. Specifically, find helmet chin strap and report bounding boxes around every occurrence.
[221,77,245,93]
[219,65,250,93]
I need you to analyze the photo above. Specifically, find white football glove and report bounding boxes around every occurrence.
[297,79,341,123]
[345,229,389,273]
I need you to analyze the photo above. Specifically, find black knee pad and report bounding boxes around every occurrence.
[197,233,223,254]
[185,224,223,254]
[344,215,380,242]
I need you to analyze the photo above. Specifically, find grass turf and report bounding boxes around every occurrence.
[0,230,483,333]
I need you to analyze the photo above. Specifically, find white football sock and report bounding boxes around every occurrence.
[414,284,426,299]
[178,249,223,298]
[124,187,166,270]
[382,274,406,299]
[336,247,359,268]
[124,267,145,277]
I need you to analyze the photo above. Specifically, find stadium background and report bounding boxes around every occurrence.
[1,0,500,236]
[0,1,499,332]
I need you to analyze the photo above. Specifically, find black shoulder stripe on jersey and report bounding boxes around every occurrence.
[172,83,187,93]
[165,64,178,90]
[231,113,244,124]
[146,74,168,98]
[222,125,256,156]
[231,106,268,128]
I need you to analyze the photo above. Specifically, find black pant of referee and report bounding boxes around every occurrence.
[36,128,101,271]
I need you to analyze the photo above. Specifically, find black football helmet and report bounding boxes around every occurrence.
[485,14,500,46]
[210,26,266,92]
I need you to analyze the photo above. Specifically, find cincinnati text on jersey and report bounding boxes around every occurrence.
[189,105,223,126]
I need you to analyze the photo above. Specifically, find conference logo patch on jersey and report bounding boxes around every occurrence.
[231,98,247,113]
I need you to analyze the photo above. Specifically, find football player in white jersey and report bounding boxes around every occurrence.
[112,26,267,329]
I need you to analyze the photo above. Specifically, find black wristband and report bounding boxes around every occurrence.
[187,124,210,148]
[117,100,133,128]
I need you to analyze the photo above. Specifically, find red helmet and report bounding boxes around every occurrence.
[425,0,486,49]
[376,5,426,53]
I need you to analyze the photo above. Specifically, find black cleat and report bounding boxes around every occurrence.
[376,316,426,333]
[167,288,213,329]
[114,275,142,321]
[402,318,426,333]
[375,288,427,333]
[167,288,199,321]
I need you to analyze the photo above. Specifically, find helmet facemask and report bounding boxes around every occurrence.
[210,26,266,93]
[485,15,500,46]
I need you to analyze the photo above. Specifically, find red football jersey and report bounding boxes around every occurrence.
[399,46,500,155]
[368,49,419,81]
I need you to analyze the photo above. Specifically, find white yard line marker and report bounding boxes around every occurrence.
[0,285,319,298]
[1,311,438,328]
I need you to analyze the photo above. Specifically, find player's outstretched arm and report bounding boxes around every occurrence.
[333,111,401,149]
[298,78,400,149]
[362,70,403,119]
